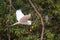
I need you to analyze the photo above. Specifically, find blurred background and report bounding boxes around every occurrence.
[0,0,60,40]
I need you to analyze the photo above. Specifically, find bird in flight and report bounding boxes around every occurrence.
[11,9,32,26]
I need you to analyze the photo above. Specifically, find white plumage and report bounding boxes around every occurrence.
[11,9,32,26]
[16,10,24,21]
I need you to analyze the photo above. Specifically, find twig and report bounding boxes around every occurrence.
[28,0,45,40]
[6,0,13,40]
[6,19,10,40]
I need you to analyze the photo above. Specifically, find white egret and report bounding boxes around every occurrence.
[11,9,32,26]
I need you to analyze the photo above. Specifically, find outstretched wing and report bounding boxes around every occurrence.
[20,14,31,22]
[16,10,24,21]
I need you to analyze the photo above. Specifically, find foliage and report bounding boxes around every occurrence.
[0,0,60,40]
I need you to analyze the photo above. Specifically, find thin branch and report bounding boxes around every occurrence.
[6,19,10,40]
[28,0,45,40]
[6,0,13,40]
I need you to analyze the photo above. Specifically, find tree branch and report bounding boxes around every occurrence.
[6,0,13,40]
[6,19,10,40]
[28,0,45,40]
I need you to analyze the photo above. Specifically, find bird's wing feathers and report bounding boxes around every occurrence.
[20,14,31,22]
[16,10,24,21]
